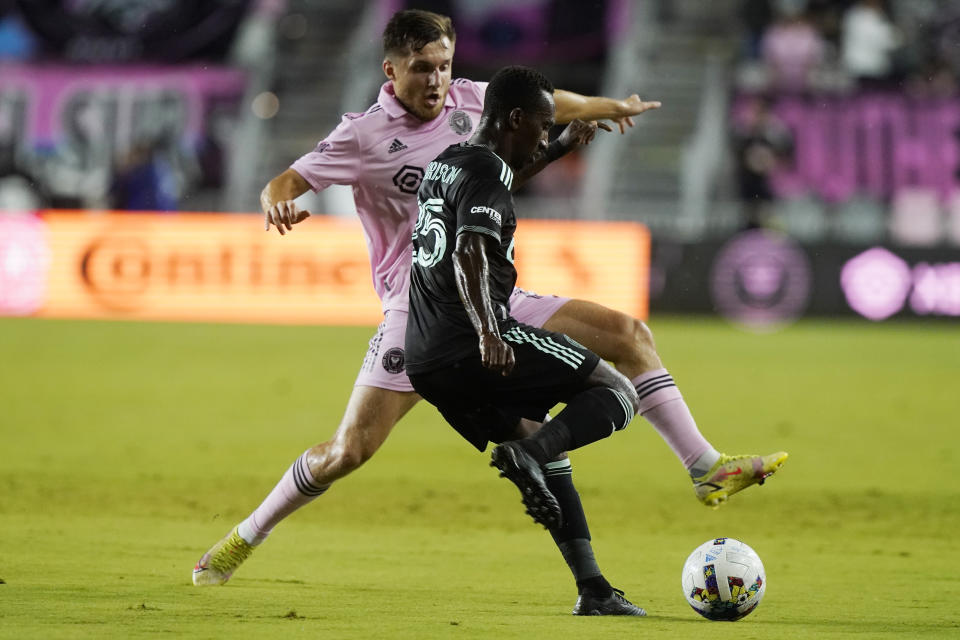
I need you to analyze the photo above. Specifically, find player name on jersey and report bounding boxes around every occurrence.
[424,161,463,185]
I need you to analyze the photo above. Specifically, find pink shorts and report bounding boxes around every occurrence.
[354,287,571,392]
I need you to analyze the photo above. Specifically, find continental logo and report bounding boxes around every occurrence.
[25,212,649,325]
[77,235,368,312]
[470,206,501,225]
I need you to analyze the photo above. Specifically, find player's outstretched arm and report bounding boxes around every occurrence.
[553,89,661,134]
[453,232,515,376]
[512,119,598,191]
[261,168,313,235]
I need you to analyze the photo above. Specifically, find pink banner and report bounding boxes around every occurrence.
[734,93,960,203]
[0,63,247,207]
[0,63,246,145]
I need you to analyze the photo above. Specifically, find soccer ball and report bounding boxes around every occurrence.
[681,537,765,621]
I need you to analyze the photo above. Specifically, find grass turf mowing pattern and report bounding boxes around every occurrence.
[1,316,958,638]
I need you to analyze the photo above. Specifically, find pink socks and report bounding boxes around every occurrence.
[237,451,329,545]
[632,369,714,470]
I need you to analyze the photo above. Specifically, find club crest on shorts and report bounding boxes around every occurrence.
[382,347,405,374]
[448,110,472,135]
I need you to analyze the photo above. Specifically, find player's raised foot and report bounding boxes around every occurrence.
[572,588,647,616]
[192,527,255,586]
[693,451,789,508]
[490,441,562,529]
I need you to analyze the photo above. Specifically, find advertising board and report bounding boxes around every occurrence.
[0,212,650,325]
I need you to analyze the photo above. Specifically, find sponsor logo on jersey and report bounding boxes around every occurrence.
[392,165,424,194]
[470,205,501,225]
[315,141,331,153]
[449,110,473,135]
[387,138,407,154]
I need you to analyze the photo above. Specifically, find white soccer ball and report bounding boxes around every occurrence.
[681,537,766,621]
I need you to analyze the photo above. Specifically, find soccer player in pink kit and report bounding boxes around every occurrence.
[193,9,788,600]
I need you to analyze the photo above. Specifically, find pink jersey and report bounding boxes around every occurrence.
[291,79,488,313]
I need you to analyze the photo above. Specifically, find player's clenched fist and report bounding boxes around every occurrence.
[479,332,515,376]
[264,200,311,235]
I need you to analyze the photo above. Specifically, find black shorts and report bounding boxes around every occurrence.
[408,322,601,451]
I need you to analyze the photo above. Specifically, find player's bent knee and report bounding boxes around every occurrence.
[633,318,656,350]
[607,387,637,430]
[565,386,634,444]
[309,439,376,482]
[621,318,656,360]
[588,360,638,403]
[335,445,369,474]
[622,318,661,374]
[603,371,641,421]
[580,361,638,433]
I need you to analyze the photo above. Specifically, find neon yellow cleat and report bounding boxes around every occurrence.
[693,452,788,508]
[192,527,255,586]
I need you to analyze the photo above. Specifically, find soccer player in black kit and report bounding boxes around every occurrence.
[405,65,646,616]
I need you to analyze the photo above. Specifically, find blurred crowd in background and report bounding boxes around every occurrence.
[2,0,960,248]
[0,0,282,213]
[0,0,617,216]
[739,0,958,95]
[733,0,960,245]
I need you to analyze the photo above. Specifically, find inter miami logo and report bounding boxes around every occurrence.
[449,110,473,135]
[710,230,812,329]
[382,347,405,374]
[392,165,424,194]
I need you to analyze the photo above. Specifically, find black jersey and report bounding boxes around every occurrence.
[405,143,518,375]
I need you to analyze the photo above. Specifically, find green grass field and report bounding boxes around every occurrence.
[1,316,958,638]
